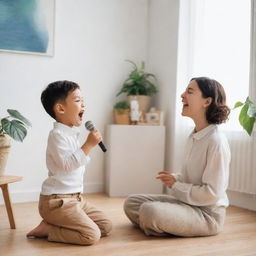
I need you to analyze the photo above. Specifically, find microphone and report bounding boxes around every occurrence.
[85,121,107,152]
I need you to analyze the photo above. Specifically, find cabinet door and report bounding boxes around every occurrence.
[105,125,165,196]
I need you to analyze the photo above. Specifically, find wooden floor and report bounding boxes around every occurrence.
[1,193,256,256]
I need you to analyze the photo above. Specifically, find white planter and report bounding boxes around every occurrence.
[0,135,11,176]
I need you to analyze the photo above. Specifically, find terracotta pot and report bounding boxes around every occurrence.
[128,95,152,114]
[0,135,11,176]
[113,109,130,125]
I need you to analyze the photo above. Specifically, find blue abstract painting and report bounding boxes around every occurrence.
[0,0,55,55]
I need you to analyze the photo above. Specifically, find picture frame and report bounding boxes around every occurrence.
[145,110,164,126]
[0,0,55,56]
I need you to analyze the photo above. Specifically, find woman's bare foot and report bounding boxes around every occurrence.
[26,220,52,238]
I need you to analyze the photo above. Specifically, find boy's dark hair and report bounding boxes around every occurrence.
[41,80,80,119]
[190,77,230,124]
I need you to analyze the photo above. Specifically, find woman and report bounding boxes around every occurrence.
[124,77,231,237]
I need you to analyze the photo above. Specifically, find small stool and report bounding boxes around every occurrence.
[0,175,22,229]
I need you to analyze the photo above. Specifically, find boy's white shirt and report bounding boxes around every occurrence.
[170,124,231,207]
[41,122,90,195]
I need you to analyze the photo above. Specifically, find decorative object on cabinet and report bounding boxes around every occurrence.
[116,60,158,115]
[145,107,164,126]
[113,101,130,125]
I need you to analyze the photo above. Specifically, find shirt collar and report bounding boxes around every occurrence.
[189,124,217,140]
[53,122,80,136]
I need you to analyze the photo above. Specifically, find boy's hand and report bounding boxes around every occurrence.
[81,130,102,155]
[156,171,176,188]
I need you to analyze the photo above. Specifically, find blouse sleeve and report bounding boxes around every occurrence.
[169,139,230,206]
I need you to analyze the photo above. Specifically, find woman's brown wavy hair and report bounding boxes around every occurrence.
[191,77,230,124]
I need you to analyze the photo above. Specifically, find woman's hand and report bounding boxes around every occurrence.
[156,171,176,188]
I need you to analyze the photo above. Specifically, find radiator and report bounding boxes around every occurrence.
[225,131,256,194]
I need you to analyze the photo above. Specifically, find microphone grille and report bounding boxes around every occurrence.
[85,121,95,131]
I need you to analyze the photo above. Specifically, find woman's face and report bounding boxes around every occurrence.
[181,80,211,121]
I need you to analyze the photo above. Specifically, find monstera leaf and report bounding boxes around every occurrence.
[0,109,31,142]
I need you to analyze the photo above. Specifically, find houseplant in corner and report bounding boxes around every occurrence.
[116,60,158,115]
[113,101,130,125]
[234,97,256,136]
[0,109,31,175]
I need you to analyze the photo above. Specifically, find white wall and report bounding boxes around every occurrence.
[0,0,149,203]
[147,0,180,173]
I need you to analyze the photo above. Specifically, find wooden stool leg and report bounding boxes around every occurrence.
[0,184,16,229]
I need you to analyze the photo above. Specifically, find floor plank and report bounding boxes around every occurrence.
[1,193,256,256]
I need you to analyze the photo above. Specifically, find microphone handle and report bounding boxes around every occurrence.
[98,141,107,152]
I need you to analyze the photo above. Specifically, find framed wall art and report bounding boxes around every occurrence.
[0,0,55,56]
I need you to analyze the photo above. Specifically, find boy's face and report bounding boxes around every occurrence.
[54,88,85,127]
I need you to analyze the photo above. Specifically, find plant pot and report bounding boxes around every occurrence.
[128,95,152,115]
[0,135,11,176]
[113,109,130,125]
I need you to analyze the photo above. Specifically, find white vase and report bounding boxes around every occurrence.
[128,95,152,114]
[0,135,11,176]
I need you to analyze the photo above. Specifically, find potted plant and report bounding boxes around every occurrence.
[234,97,256,136]
[0,109,31,175]
[113,101,130,125]
[116,60,158,114]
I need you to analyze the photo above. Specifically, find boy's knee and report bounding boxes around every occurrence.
[100,219,112,236]
[80,227,101,245]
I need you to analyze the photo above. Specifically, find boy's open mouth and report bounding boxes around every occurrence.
[78,110,84,119]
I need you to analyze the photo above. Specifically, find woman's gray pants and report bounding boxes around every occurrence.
[123,194,226,237]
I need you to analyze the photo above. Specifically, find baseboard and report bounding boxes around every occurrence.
[1,186,254,211]
[227,190,256,211]
[0,190,41,204]
[0,182,104,205]
[84,182,104,194]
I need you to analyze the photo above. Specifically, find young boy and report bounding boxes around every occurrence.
[27,80,112,245]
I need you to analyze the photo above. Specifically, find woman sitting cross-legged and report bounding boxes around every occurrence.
[124,77,231,237]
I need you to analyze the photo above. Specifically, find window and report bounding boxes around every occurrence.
[189,0,251,130]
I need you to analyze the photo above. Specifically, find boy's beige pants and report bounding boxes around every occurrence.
[124,194,226,237]
[39,193,112,245]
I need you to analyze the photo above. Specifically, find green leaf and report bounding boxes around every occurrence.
[7,109,31,127]
[234,101,244,109]
[141,61,145,71]
[1,119,27,142]
[114,101,130,110]
[117,60,157,97]
[239,104,255,136]
[125,60,137,71]
[245,97,253,104]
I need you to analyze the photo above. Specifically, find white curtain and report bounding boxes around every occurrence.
[250,0,256,102]
[224,0,256,194]
[172,0,256,194]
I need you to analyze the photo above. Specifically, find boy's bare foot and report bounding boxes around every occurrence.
[26,220,51,238]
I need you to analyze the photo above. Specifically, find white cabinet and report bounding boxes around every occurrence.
[105,125,165,196]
